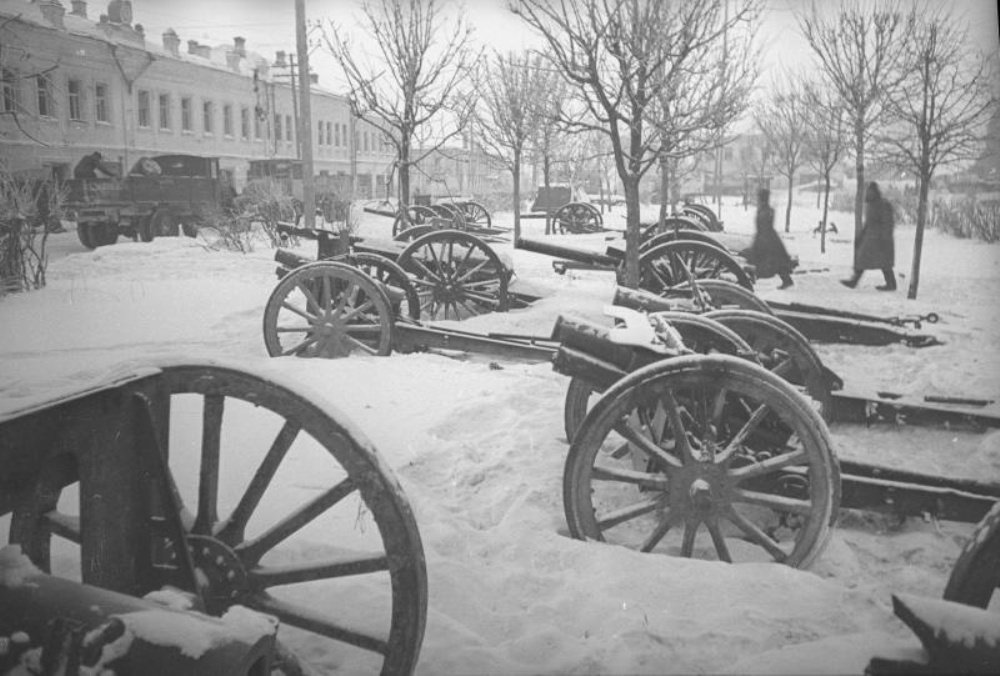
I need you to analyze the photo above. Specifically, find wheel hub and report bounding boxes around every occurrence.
[186,535,249,614]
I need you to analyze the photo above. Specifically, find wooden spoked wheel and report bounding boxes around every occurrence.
[639,240,754,293]
[554,202,603,234]
[562,312,753,443]
[393,224,436,243]
[397,230,509,321]
[563,354,839,568]
[666,279,773,315]
[640,228,726,254]
[7,363,428,675]
[705,309,832,420]
[944,501,1000,609]
[682,204,723,232]
[458,201,491,228]
[639,216,707,244]
[429,204,467,230]
[341,252,421,321]
[391,205,438,238]
[262,261,394,358]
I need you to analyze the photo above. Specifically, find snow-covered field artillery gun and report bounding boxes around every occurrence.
[361,199,498,239]
[520,185,606,234]
[0,360,428,675]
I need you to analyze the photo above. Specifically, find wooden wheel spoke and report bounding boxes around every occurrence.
[770,358,794,378]
[453,257,490,285]
[723,507,788,562]
[295,282,322,315]
[660,391,695,463]
[596,496,663,531]
[706,517,732,562]
[249,552,390,588]
[460,291,500,307]
[193,394,224,535]
[455,297,482,318]
[237,478,356,564]
[639,508,683,553]
[346,336,379,355]
[276,325,312,334]
[680,519,699,557]
[248,593,389,656]
[612,419,681,471]
[217,422,300,545]
[332,282,356,317]
[280,300,314,322]
[343,324,384,335]
[281,335,318,357]
[729,449,807,482]
[339,298,376,323]
[461,277,502,291]
[409,257,441,284]
[717,402,770,462]
[733,487,812,515]
[591,464,668,490]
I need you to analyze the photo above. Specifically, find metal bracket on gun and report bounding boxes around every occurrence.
[604,306,684,355]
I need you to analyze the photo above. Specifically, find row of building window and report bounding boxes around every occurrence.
[1,69,390,154]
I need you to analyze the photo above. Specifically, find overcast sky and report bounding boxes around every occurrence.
[125,0,1000,92]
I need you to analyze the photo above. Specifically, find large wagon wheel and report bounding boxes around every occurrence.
[705,309,833,420]
[458,201,491,228]
[341,252,421,322]
[7,362,428,674]
[638,240,754,293]
[562,312,753,443]
[262,261,394,358]
[563,354,839,568]
[683,204,723,232]
[640,216,707,244]
[554,202,604,234]
[943,501,1000,608]
[393,224,437,243]
[666,279,773,315]
[391,205,438,238]
[396,229,509,321]
[640,228,725,254]
[433,203,469,230]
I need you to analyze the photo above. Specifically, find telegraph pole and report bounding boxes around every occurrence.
[295,0,315,229]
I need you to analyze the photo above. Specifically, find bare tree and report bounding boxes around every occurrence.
[754,78,808,232]
[877,8,997,299]
[650,12,757,226]
[474,52,556,240]
[801,81,848,254]
[515,0,760,287]
[320,0,479,213]
[799,0,917,264]
[527,75,571,233]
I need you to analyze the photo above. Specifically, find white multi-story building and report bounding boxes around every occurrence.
[0,0,395,196]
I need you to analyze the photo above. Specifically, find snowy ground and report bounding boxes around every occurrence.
[1,193,998,674]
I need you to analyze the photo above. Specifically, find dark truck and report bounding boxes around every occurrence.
[65,154,231,249]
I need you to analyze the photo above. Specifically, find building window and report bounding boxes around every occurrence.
[363,131,369,152]
[202,100,213,134]
[2,69,20,114]
[137,90,151,128]
[241,106,250,139]
[274,113,282,142]
[317,120,324,145]
[334,122,340,147]
[95,82,109,122]
[254,110,262,139]
[67,78,83,121]
[181,96,192,131]
[36,74,53,118]
[223,104,233,136]
[285,114,292,142]
[325,122,332,147]
[159,93,170,130]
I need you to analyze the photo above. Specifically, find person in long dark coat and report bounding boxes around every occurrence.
[743,188,794,289]
[841,181,896,291]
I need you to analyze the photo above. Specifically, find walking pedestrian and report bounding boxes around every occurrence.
[841,181,897,291]
[742,188,795,289]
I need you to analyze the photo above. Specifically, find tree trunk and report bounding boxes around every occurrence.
[821,172,831,255]
[658,157,669,226]
[784,173,793,233]
[543,155,552,235]
[853,123,865,268]
[907,173,931,299]
[399,140,411,209]
[513,149,522,242]
[622,176,641,288]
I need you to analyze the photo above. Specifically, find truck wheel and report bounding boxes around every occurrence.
[77,223,97,249]
[150,210,179,238]
[181,220,199,238]
[138,215,154,242]
[94,222,119,247]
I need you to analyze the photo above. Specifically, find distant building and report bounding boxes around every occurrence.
[0,0,393,196]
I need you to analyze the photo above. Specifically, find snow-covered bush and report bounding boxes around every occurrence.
[0,161,62,295]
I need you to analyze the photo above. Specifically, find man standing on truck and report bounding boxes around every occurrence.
[73,152,117,179]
